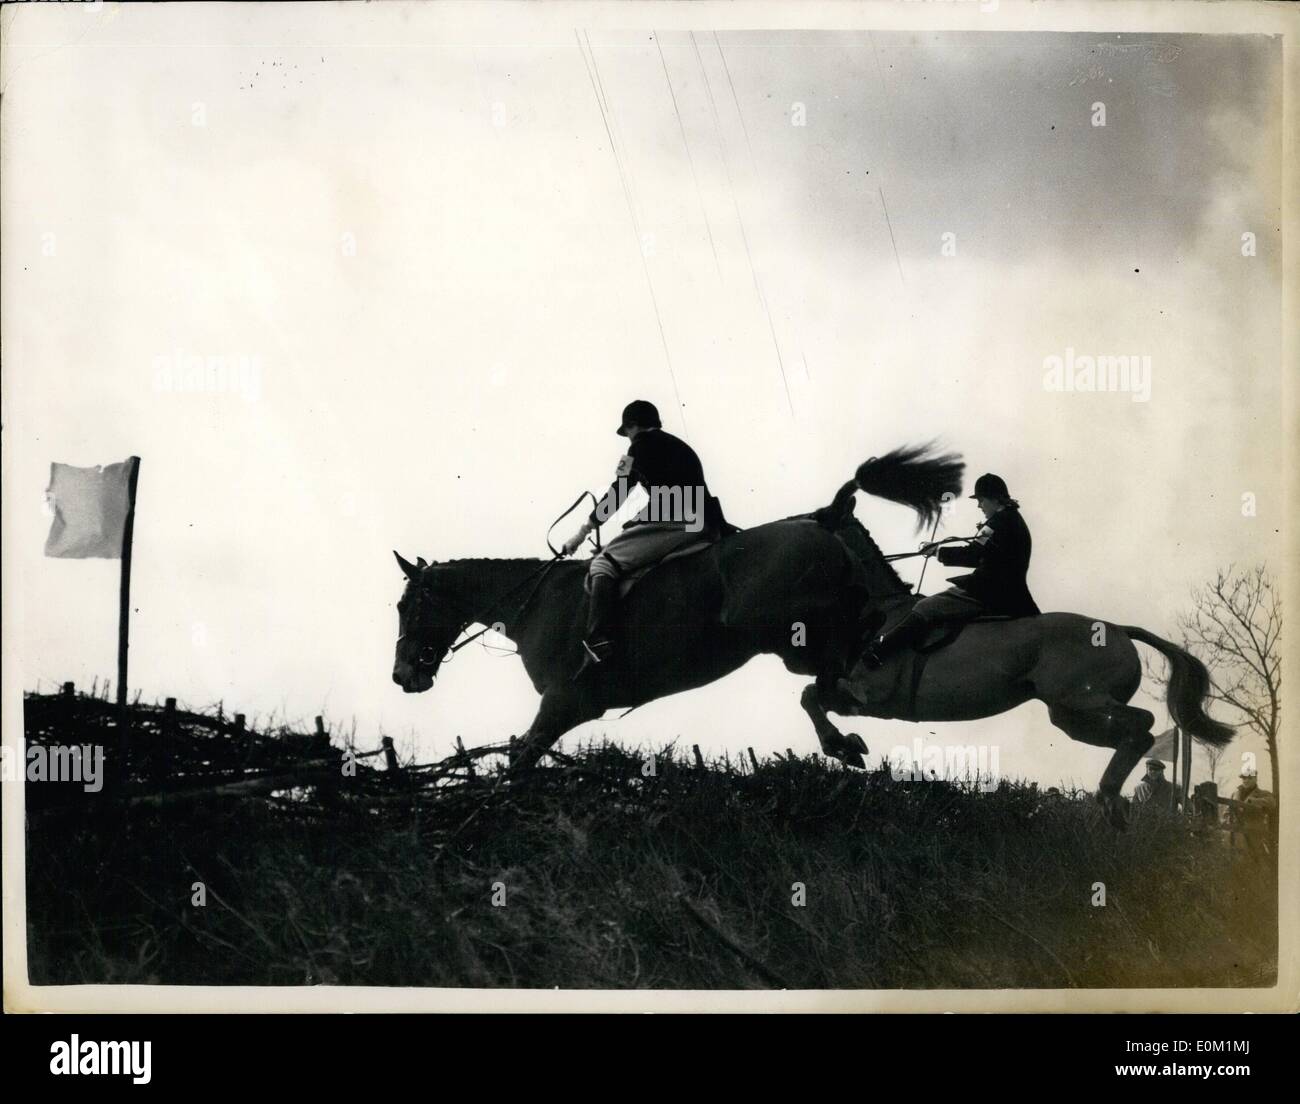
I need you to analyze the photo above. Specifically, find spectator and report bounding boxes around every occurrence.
[1231,768,1276,856]
[1132,759,1177,811]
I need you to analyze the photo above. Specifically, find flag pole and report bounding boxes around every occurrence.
[1170,726,1179,812]
[116,456,141,712]
[1180,727,1192,812]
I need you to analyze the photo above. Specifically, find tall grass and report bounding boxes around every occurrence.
[24,711,1276,989]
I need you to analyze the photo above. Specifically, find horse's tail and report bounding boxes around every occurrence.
[1122,625,1235,747]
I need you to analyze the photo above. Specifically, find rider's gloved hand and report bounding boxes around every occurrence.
[562,521,595,556]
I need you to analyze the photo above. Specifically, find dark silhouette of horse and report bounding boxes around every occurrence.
[393,446,957,772]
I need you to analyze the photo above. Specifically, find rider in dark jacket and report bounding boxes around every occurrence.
[561,400,731,668]
[934,486,1038,618]
[865,473,1039,668]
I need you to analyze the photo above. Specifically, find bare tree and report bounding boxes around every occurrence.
[1150,565,1281,800]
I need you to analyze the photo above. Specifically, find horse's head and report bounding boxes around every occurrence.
[391,551,464,693]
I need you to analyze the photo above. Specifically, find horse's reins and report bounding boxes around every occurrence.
[438,491,602,660]
[884,535,967,562]
[432,497,963,658]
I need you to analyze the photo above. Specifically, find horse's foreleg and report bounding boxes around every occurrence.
[509,690,601,774]
[801,679,869,769]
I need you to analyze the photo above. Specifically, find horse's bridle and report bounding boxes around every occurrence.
[400,490,604,671]
[395,590,459,672]
[401,558,560,672]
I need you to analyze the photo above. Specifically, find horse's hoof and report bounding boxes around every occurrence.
[819,737,867,770]
[1100,794,1129,830]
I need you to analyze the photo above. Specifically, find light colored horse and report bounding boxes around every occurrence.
[799,547,1234,827]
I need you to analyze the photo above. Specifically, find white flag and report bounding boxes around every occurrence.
[1147,727,1180,762]
[44,459,138,559]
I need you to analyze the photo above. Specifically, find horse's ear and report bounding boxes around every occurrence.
[417,556,428,569]
[394,551,420,579]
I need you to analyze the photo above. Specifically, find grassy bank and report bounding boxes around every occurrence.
[23,692,1276,989]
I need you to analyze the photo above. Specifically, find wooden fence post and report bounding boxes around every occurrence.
[748,747,760,772]
[692,744,706,771]
[456,735,475,779]
[158,698,178,782]
[381,736,400,774]
[62,681,75,699]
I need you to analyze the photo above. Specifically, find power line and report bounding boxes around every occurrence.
[879,185,905,287]
[694,32,794,418]
[577,31,688,434]
[869,32,906,288]
[655,32,721,279]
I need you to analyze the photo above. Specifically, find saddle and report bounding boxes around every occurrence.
[615,539,715,598]
[852,604,1017,717]
[875,604,1015,654]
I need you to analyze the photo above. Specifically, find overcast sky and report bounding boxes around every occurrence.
[3,5,1284,791]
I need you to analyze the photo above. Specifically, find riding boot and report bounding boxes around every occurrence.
[581,574,619,666]
[863,611,930,670]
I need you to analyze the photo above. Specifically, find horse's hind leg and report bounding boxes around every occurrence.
[1047,698,1155,829]
[801,678,869,769]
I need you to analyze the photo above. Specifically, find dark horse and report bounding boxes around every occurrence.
[393,447,956,772]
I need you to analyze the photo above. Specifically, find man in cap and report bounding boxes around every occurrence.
[561,401,732,668]
[1132,759,1176,809]
[1233,767,1261,806]
[1230,767,1276,853]
[865,472,1040,668]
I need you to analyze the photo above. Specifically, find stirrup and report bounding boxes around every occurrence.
[573,638,613,681]
[583,638,613,663]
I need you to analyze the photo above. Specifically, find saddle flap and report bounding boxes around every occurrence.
[616,539,713,599]
[875,606,1014,656]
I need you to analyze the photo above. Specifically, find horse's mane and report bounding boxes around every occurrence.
[435,557,575,566]
[801,495,910,598]
[827,514,911,598]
